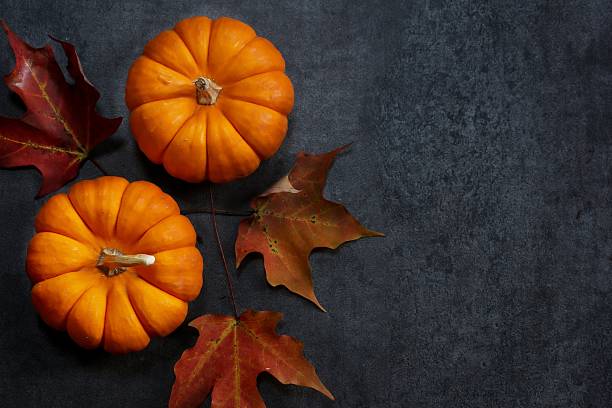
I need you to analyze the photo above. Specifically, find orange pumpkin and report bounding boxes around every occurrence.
[26,176,203,353]
[125,16,295,183]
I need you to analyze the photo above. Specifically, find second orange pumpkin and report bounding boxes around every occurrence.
[125,16,295,183]
[27,176,203,353]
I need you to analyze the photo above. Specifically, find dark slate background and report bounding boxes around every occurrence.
[1,0,612,407]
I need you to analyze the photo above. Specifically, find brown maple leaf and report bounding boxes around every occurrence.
[170,310,334,408]
[0,22,122,196]
[235,145,383,310]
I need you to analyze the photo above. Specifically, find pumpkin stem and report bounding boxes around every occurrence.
[194,76,222,105]
[97,247,155,276]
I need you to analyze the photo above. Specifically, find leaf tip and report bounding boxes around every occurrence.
[110,116,124,130]
[311,297,327,312]
[367,229,385,238]
[309,371,335,401]
[0,19,10,34]
[47,33,61,43]
[322,387,335,401]
[234,249,246,269]
[336,141,354,154]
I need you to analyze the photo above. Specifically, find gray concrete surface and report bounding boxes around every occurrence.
[1,1,612,407]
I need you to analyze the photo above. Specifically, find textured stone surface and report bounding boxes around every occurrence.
[1,0,612,407]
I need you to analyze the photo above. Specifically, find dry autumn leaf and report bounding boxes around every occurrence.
[170,310,334,408]
[0,22,122,196]
[235,145,383,310]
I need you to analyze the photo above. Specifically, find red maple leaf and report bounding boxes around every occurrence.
[0,22,122,196]
[170,310,334,408]
[235,145,383,310]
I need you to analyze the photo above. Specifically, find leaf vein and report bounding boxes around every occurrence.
[24,59,86,153]
[0,133,84,157]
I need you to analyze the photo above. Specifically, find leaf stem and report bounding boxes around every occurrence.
[90,158,109,176]
[208,183,239,318]
[183,208,253,217]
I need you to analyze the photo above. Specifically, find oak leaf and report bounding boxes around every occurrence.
[235,146,383,310]
[170,310,333,408]
[0,22,122,196]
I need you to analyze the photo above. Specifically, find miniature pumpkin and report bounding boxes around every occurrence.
[125,16,295,183]
[26,176,203,353]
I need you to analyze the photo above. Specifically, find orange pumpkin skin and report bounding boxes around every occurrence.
[26,176,203,353]
[125,16,295,183]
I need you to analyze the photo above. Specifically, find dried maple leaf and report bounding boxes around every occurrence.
[170,310,334,408]
[235,145,383,310]
[0,22,122,196]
